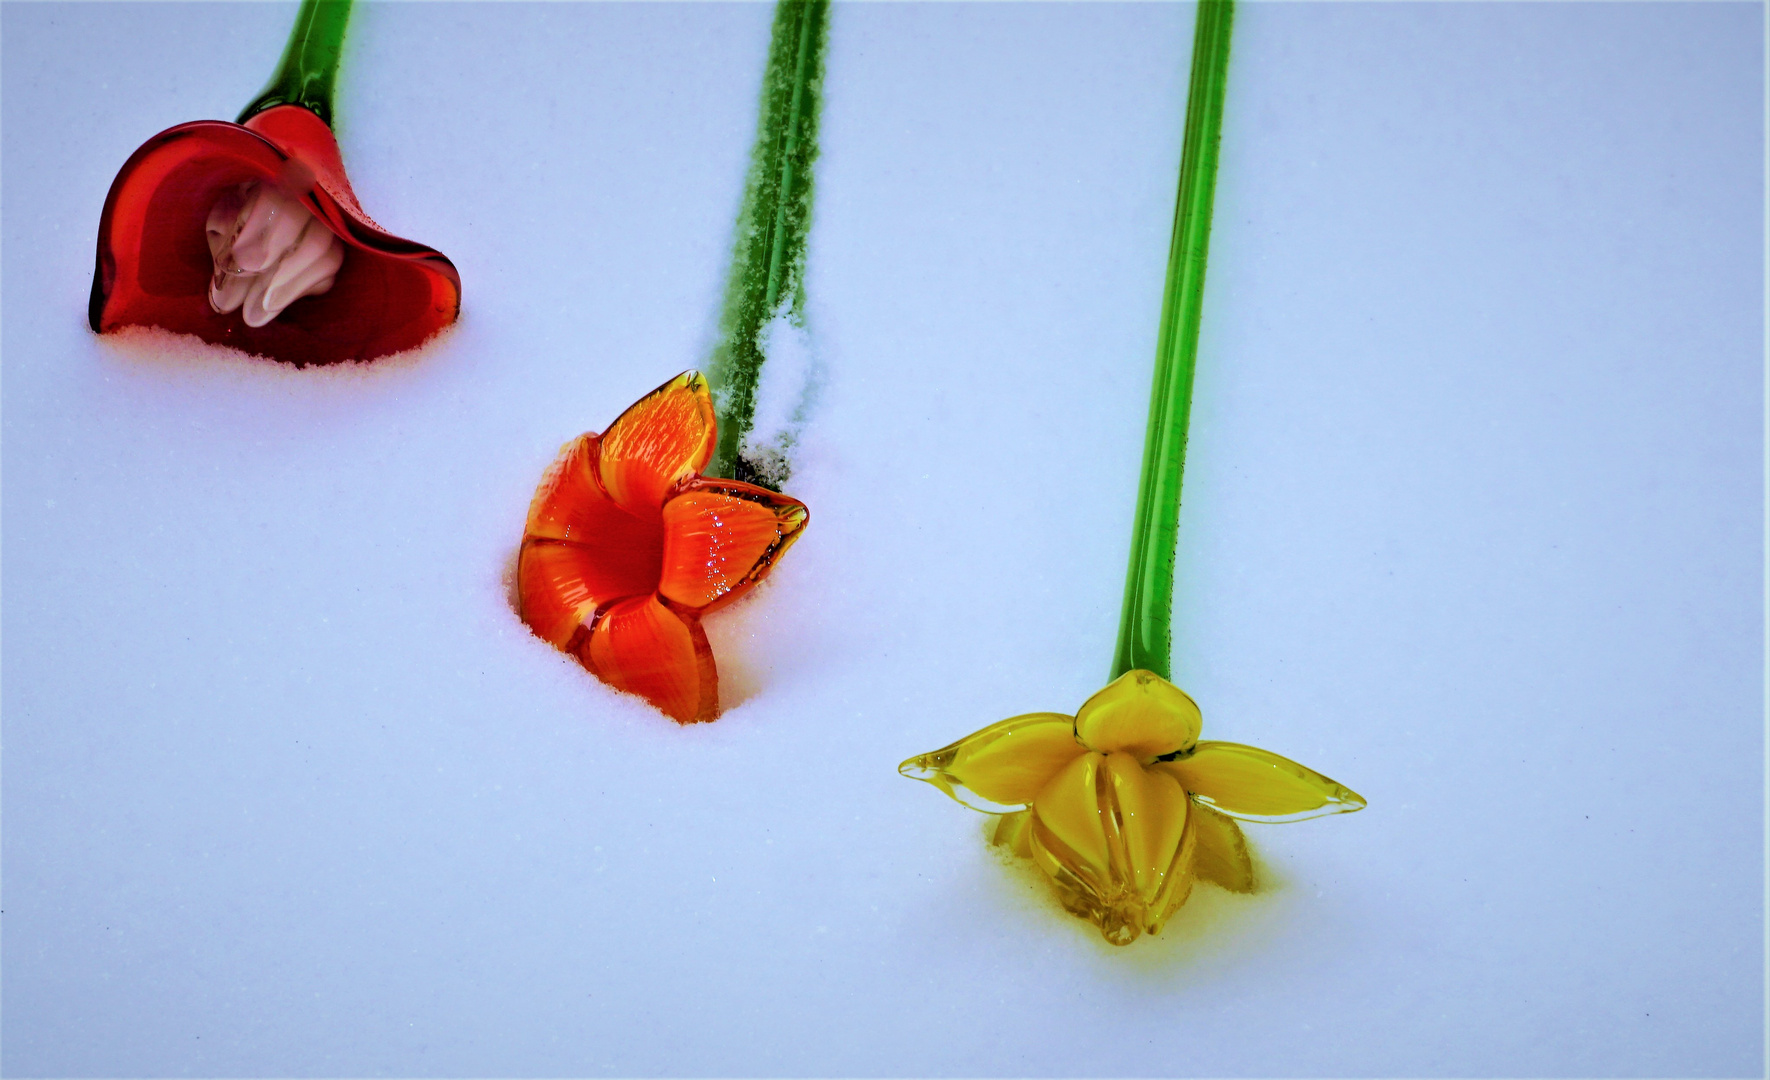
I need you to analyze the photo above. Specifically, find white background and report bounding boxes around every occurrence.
[3,2,1762,1075]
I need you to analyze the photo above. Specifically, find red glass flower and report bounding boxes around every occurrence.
[89,104,460,366]
[518,372,809,723]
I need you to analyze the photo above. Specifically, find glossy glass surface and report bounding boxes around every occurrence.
[1111,0,1235,680]
[206,179,346,326]
[901,669,1362,944]
[517,373,809,723]
[238,0,352,127]
[87,0,460,365]
[1157,741,1367,822]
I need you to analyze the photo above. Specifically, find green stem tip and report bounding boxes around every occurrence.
[1111,0,1235,682]
[706,0,829,488]
[238,0,353,127]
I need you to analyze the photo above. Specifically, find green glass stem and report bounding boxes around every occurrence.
[238,0,353,127]
[1110,0,1235,682]
[706,0,829,487]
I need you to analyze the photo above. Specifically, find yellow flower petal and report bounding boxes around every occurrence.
[1029,752,1113,891]
[897,672,1364,945]
[1144,807,1198,936]
[990,809,1034,858]
[1101,752,1189,902]
[1073,669,1201,759]
[1189,803,1255,893]
[1026,752,1200,945]
[897,713,1081,812]
[1157,741,1366,822]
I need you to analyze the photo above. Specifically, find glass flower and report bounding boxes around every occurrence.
[900,670,1364,945]
[517,372,809,723]
[89,102,460,366]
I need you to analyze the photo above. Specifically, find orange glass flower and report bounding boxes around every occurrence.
[518,372,809,723]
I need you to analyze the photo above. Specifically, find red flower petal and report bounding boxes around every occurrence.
[595,372,716,519]
[657,478,808,612]
[580,595,717,724]
[90,106,460,366]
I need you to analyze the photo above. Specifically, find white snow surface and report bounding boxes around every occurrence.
[746,308,817,484]
[3,3,1762,1076]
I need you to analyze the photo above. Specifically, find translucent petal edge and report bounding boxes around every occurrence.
[1073,669,1202,759]
[897,712,1077,814]
[657,477,809,614]
[1168,741,1368,823]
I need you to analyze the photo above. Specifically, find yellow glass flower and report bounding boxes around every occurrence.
[900,670,1364,945]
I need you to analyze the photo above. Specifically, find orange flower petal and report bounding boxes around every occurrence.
[581,595,717,724]
[516,540,603,648]
[524,434,602,541]
[596,372,716,519]
[519,532,663,650]
[515,433,666,656]
[657,479,809,612]
[520,434,664,597]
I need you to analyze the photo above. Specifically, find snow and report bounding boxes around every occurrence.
[3,2,1762,1075]
[745,309,818,488]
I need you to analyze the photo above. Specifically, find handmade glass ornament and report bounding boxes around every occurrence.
[517,373,808,723]
[88,0,459,365]
[515,1,824,722]
[902,670,1364,945]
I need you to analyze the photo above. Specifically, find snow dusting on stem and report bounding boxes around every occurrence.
[705,0,829,490]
